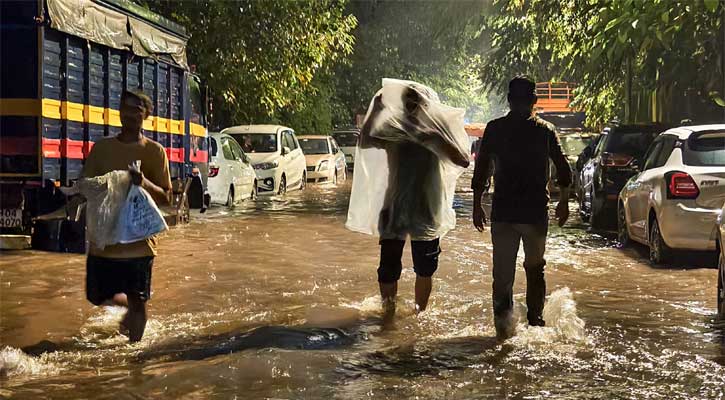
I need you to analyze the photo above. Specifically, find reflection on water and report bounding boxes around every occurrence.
[1,172,724,399]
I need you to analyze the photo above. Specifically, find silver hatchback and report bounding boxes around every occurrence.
[618,125,725,264]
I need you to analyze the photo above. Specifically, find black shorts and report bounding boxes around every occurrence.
[377,238,441,283]
[86,256,153,306]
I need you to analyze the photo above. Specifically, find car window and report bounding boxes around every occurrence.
[605,131,658,159]
[299,138,330,155]
[683,131,725,166]
[291,132,300,150]
[332,132,359,147]
[221,138,235,161]
[231,133,277,153]
[209,137,218,158]
[642,139,664,171]
[229,139,245,161]
[593,134,608,156]
[330,138,340,154]
[653,135,677,168]
[281,132,293,150]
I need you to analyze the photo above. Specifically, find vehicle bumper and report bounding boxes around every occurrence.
[254,168,279,194]
[307,169,334,183]
[659,203,719,251]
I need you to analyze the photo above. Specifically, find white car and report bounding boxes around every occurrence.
[717,203,725,318]
[618,124,725,264]
[207,132,257,206]
[222,125,307,195]
[331,130,359,169]
[298,135,347,184]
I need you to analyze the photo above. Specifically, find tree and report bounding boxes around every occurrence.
[142,0,357,128]
[480,0,724,127]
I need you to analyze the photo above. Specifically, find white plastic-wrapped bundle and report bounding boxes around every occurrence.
[346,79,470,241]
[77,170,131,249]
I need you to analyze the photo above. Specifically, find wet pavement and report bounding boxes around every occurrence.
[1,169,724,399]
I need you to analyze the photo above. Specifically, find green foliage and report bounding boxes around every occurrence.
[480,0,724,127]
[332,0,499,126]
[142,0,357,128]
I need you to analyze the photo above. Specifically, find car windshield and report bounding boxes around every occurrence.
[683,131,725,166]
[560,135,593,156]
[299,138,330,155]
[332,132,359,147]
[231,134,277,153]
[604,131,657,159]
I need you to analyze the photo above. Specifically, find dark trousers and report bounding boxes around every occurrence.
[491,222,548,323]
[378,238,441,283]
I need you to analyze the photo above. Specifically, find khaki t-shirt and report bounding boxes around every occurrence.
[83,136,172,258]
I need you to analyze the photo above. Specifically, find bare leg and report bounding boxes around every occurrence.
[414,276,432,312]
[125,293,147,343]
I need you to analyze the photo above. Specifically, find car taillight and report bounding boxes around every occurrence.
[208,166,220,178]
[666,171,699,199]
[601,152,634,167]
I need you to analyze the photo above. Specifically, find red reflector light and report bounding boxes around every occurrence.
[668,172,699,199]
[208,166,220,178]
[601,153,633,167]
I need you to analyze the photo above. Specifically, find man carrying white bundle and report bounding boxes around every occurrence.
[347,80,470,318]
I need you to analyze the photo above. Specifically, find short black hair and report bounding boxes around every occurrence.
[121,90,153,117]
[508,76,536,99]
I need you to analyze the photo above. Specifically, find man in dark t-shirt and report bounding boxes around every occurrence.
[471,76,572,340]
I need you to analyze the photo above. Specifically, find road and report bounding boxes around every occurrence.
[1,170,723,399]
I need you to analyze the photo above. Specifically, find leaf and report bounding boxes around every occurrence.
[713,95,725,108]
[604,16,621,32]
[704,0,719,13]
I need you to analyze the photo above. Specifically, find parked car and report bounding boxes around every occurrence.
[207,132,257,206]
[618,125,725,264]
[579,124,666,228]
[717,202,725,318]
[298,135,347,184]
[331,130,360,169]
[223,125,307,195]
[549,132,599,195]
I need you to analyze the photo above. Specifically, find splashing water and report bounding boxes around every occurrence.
[0,347,61,378]
[511,287,587,348]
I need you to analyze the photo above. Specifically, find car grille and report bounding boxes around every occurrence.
[307,166,316,172]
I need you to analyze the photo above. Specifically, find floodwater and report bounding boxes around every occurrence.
[1,169,724,399]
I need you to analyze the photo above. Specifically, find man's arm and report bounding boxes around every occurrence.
[471,126,494,231]
[548,129,572,226]
[132,147,172,206]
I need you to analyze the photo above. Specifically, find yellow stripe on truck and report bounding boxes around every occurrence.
[0,98,188,135]
[190,122,206,137]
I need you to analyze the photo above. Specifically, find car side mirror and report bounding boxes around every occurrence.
[282,146,291,155]
[630,158,641,172]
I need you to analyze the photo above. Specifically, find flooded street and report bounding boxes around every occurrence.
[1,169,724,400]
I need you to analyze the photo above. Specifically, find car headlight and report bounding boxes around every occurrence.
[253,161,279,170]
[318,160,329,171]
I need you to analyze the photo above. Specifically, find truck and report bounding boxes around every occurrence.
[0,0,209,252]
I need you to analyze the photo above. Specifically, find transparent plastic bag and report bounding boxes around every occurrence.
[346,79,470,240]
[77,170,131,249]
[116,184,168,244]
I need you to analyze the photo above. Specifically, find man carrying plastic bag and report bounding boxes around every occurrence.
[346,79,470,318]
[81,90,172,342]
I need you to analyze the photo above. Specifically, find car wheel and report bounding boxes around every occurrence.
[278,175,287,196]
[718,251,724,318]
[649,217,671,265]
[579,189,590,223]
[617,203,630,247]
[251,181,258,200]
[590,194,606,229]
[299,172,306,190]
[226,186,235,207]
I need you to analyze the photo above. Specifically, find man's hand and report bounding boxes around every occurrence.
[555,200,569,227]
[129,168,144,186]
[473,204,488,232]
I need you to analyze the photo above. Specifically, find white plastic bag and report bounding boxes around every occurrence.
[77,170,131,249]
[345,79,469,241]
[116,184,168,244]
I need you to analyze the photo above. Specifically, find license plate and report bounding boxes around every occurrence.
[0,209,22,228]
[345,155,352,161]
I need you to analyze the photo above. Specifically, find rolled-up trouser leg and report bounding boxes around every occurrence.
[411,238,441,277]
[491,222,522,319]
[521,223,548,324]
[378,239,405,283]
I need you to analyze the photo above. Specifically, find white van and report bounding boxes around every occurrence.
[222,125,307,195]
